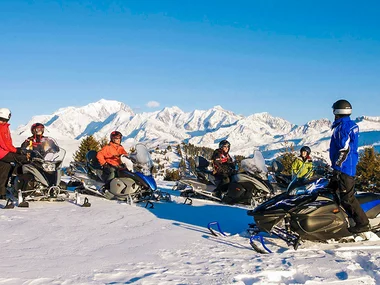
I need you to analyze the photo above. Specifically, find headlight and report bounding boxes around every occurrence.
[42,163,56,172]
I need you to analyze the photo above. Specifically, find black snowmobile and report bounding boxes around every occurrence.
[175,151,275,206]
[4,137,81,208]
[247,172,380,253]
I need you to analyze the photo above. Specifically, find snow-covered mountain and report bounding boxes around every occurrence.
[14,99,380,161]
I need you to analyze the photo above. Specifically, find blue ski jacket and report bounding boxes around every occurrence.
[329,116,359,177]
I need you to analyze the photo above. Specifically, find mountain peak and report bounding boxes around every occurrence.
[15,100,380,161]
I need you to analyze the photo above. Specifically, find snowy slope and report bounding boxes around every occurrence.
[0,182,379,284]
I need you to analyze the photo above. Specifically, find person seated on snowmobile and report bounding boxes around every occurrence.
[211,139,236,198]
[0,108,29,200]
[96,131,128,188]
[288,146,314,190]
[21,123,46,150]
[292,146,314,179]
[16,123,60,195]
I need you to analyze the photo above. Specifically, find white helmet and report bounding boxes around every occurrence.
[0,108,11,121]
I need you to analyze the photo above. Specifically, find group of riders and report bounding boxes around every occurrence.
[204,99,370,234]
[0,99,370,234]
[0,108,128,200]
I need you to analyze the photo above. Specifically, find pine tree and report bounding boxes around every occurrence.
[188,157,196,173]
[99,136,109,148]
[277,141,296,175]
[164,169,181,181]
[356,147,380,192]
[179,159,187,174]
[176,144,182,157]
[234,155,246,170]
[73,135,100,162]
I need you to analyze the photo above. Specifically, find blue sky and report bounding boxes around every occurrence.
[1,0,380,129]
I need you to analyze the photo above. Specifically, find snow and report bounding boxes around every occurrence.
[1,181,380,285]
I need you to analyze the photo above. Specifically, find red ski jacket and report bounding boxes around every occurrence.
[0,123,17,159]
[97,142,128,167]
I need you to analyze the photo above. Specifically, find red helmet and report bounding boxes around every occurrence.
[31,123,45,136]
[110,131,122,142]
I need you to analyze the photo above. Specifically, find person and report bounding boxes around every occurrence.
[96,131,128,187]
[21,123,46,149]
[291,146,313,179]
[211,139,236,198]
[0,108,29,200]
[329,99,370,234]
[16,123,49,197]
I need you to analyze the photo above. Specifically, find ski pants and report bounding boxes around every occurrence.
[331,171,369,227]
[101,164,118,188]
[15,173,34,193]
[0,152,28,196]
[214,174,230,194]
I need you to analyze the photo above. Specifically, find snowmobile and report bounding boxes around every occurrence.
[5,137,80,208]
[247,171,380,253]
[67,143,170,206]
[175,151,275,207]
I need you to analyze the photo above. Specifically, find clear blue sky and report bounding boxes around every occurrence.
[1,0,380,129]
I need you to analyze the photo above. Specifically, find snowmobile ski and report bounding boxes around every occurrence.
[207,221,227,237]
[249,234,272,254]
[1,198,15,209]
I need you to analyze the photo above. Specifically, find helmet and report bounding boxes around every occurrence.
[300,146,311,156]
[0,108,11,121]
[332,99,352,115]
[219,139,231,151]
[110,131,122,142]
[31,123,45,135]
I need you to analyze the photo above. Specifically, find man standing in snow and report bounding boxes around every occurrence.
[329,99,369,234]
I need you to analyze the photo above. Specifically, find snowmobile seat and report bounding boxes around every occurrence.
[271,160,284,173]
[195,156,209,168]
[356,192,380,219]
[86,150,102,170]
[195,156,213,174]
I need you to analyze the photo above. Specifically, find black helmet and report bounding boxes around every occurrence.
[219,139,231,151]
[300,146,311,156]
[110,131,122,141]
[332,99,352,116]
[31,123,45,135]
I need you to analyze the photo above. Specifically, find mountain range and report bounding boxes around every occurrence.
[14,99,380,161]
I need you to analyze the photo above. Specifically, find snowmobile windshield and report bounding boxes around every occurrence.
[32,137,66,162]
[129,144,153,175]
[241,151,268,176]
